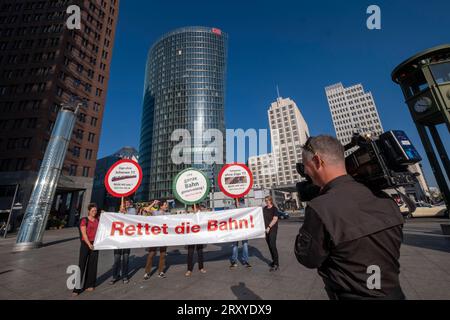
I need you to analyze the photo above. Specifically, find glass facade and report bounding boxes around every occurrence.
[138,27,228,201]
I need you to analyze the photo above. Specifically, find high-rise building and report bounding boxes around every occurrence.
[0,0,119,227]
[268,97,309,186]
[249,97,309,189]
[325,82,430,202]
[248,153,276,189]
[138,27,227,201]
[325,82,383,148]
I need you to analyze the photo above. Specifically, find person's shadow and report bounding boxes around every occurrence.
[230,282,262,300]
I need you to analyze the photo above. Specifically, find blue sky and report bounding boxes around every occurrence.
[99,0,450,187]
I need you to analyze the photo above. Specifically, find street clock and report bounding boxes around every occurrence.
[413,97,433,113]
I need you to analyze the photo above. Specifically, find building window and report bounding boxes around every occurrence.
[0,159,11,172]
[15,158,26,171]
[69,164,77,176]
[75,129,84,140]
[82,166,90,177]
[85,149,93,160]
[88,132,95,143]
[72,146,80,157]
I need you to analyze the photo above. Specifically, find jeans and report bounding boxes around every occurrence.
[112,249,130,280]
[231,240,249,263]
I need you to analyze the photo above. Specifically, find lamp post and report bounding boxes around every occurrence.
[14,98,85,251]
[392,44,450,217]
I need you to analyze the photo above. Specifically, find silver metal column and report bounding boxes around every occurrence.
[14,103,81,251]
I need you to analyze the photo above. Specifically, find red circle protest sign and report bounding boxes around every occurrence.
[104,159,143,198]
[218,163,254,199]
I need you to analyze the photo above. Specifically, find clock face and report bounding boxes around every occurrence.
[414,97,432,113]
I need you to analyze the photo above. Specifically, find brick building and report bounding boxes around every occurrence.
[0,0,119,228]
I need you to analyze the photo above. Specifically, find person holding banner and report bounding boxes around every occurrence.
[229,199,252,269]
[143,200,170,280]
[109,198,136,285]
[73,203,99,296]
[185,205,207,277]
[264,196,280,272]
[142,200,160,216]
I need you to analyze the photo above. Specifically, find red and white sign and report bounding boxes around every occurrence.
[104,159,142,198]
[93,207,265,250]
[218,163,253,199]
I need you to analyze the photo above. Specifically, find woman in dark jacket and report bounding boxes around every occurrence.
[263,196,280,271]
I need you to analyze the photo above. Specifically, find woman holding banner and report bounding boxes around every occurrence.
[185,205,207,277]
[73,203,99,296]
[263,196,280,272]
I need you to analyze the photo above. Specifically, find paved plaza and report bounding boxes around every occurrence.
[1,217,450,300]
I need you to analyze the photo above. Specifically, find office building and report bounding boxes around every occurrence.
[138,26,227,201]
[0,0,119,227]
[325,82,383,148]
[326,82,430,202]
[249,96,309,198]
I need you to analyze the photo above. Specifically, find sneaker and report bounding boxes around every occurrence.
[185,271,192,277]
[109,279,118,285]
[243,262,252,268]
[158,272,166,279]
[230,261,238,269]
[143,273,150,280]
[123,278,129,284]
[269,265,279,272]
[200,268,207,274]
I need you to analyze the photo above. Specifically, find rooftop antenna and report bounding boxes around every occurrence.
[276,85,281,107]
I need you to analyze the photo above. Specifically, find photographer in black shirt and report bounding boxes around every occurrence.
[294,135,405,300]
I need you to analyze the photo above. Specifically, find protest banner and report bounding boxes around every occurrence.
[93,206,265,250]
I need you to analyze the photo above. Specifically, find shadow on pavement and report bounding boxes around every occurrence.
[230,282,262,300]
[41,237,79,248]
[95,243,274,283]
[403,233,450,253]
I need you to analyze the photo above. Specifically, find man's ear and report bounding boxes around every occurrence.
[312,155,322,169]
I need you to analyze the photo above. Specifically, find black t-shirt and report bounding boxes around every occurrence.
[263,206,279,229]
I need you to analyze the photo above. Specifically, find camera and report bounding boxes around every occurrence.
[296,130,422,204]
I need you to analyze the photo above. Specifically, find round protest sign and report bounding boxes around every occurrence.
[173,168,210,205]
[218,163,253,199]
[104,159,142,198]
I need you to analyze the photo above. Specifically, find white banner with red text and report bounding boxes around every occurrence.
[93,207,266,250]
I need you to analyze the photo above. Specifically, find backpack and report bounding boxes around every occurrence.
[78,217,89,242]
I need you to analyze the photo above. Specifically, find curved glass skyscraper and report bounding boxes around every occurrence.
[138,27,227,201]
